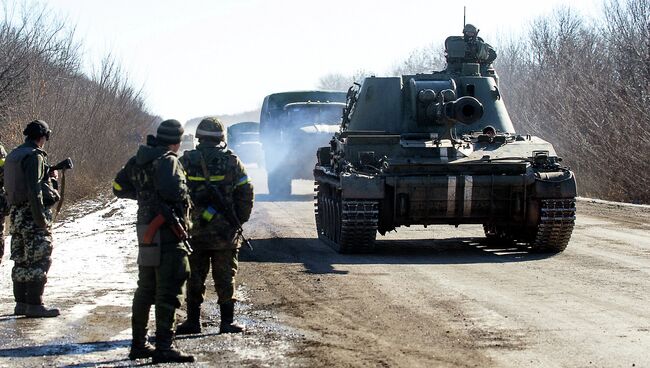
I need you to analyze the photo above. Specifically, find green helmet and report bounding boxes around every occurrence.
[23,119,52,140]
[196,117,225,141]
[463,24,478,37]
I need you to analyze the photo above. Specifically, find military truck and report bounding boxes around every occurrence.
[260,91,346,196]
[313,29,576,254]
[227,121,263,167]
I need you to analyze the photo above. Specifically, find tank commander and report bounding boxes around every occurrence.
[176,117,254,335]
[113,119,195,363]
[5,120,60,318]
[445,24,497,68]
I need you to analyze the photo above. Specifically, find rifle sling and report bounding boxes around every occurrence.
[198,152,211,186]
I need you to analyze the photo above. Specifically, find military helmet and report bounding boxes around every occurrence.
[463,24,479,37]
[196,117,225,141]
[23,119,51,141]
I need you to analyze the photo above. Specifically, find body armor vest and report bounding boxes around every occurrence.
[5,145,40,206]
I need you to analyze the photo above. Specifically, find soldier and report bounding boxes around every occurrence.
[0,141,7,265]
[461,24,497,65]
[176,117,254,335]
[4,120,60,318]
[113,119,195,363]
[445,24,497,69]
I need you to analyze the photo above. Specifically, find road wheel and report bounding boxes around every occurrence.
[483,224,515,246]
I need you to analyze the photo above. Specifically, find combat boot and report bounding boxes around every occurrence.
[176,303,201,335]
[152,330,196,364]
[24,281,59,318]
[14,303,27,316]
[219,301,244,334]
[13,282,28,315]
[128,329,155,360]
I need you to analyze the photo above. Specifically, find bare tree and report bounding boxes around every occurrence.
[390,42,445,75]
[0,1,157,203]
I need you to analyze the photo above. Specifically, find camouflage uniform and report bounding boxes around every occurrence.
[176,117,254,335]
[9,203,53,283]
[113,119,194,363]
[5,120,60,318]
[0,144,7,263]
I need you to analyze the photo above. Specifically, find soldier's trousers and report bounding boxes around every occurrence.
[131,242,190,336]
[9,204,53,283]
[186,248,239,306]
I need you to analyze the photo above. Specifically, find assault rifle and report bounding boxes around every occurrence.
[48,157,74,173]
[143,202,193,253]
[204,183,253,251]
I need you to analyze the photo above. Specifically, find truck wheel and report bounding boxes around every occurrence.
[268,169,291,197]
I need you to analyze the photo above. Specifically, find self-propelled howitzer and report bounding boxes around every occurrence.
[313,46,576,254]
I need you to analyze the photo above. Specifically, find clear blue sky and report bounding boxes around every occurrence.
[43,0,600,122]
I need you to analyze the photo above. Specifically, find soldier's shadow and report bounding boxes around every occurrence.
[0,339,130,358]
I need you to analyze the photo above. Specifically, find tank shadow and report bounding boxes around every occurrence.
[255,194,314,202]
[240,236,555,275]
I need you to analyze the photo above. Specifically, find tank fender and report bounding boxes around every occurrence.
[317,146,331,166]
[341,173,385,199]
[533,170,577,199]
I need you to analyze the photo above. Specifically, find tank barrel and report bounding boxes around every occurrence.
[444,96,484,124]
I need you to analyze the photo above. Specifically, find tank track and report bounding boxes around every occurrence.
[315,182,378,253]
[529,199,576,253]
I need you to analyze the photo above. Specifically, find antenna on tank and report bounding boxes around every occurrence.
[463,6,466,27]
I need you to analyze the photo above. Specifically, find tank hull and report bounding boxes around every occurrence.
[314,162,576,253]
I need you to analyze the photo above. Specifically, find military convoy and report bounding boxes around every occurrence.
[313,27,577,254]
[260,91,346,196]
[227,121,263,167]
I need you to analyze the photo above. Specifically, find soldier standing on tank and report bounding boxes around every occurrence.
[0,141,7,265]
[176,117,254,335]
[462,24,497,65]
[4,120,60,318]
[113,119,195,363]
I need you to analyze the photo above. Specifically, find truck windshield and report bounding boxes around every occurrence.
[287,105,342,127]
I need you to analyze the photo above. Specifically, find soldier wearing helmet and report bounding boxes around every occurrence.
[463,24,479,39]
[4,120,61,318]
[445,23,497,68]
[176,117,254,335]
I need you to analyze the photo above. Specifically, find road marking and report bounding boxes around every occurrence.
[447,176,457,216]
[464,175,473,217]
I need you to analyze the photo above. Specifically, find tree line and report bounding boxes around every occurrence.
[318,0,649,203]
[0,3,158,203]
